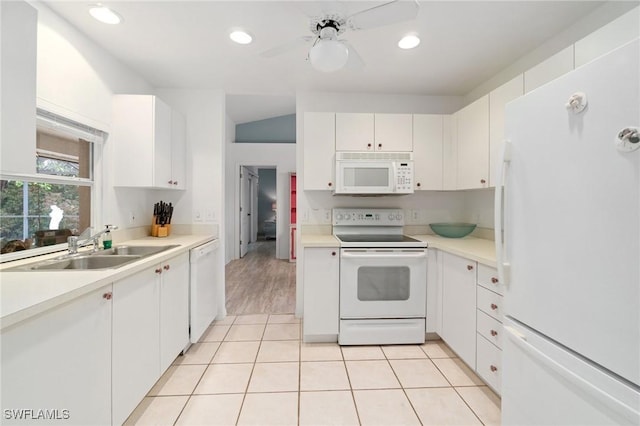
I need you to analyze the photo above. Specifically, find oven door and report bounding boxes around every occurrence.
[340,249,427,319]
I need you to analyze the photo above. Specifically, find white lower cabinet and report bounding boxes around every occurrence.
[441,252,477,369]
[1,285,112,425]
[160,252,190,371]
[475,264,503,395]
[302,247,339,342]
[426,248,442,334]
[476,334,502,393]
[112,266,161,426]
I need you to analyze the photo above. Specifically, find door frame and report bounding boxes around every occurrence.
[233,163,279,260]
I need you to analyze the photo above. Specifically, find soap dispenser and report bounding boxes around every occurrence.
[103,226,112,249]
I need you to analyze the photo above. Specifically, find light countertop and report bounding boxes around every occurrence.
[0,234,215,330]
[301,233,496,267]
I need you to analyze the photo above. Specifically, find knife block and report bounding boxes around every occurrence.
[151,216,171,237]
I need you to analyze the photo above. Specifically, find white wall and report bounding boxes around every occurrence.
[224,118,296,263]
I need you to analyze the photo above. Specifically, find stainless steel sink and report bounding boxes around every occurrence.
[96,245,180,256]
[19,255,142,271]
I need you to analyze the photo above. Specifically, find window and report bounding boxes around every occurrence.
[0,110,105,255]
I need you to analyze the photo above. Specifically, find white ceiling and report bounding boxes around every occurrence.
[44,1,612,122]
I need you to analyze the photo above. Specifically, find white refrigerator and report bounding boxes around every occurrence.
[496,38,640,424]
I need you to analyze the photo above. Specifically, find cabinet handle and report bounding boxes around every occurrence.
[480,179,486,184]
[490,365,498,372]
[378,143,382,149]
[331,251,336,256]
[155,268,162,274]
[168,180,173,185]
[416,182,421,187]
[367,143,372,148]
[163,264,170,271]
[173,181,178,185]
[102,292,112,300]
[490,329,498,336]
[491,277,499,284]
[328,182,332,187]
[490,303,498,310]
[467,264,474,271]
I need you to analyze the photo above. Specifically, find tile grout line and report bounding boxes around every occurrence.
[341,346,364,426]
[383,348,424,426]
[233,318,267,425]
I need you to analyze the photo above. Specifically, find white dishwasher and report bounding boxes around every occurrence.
[189,239,219,343]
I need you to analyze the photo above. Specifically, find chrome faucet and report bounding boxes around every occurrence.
[67,225,118,254]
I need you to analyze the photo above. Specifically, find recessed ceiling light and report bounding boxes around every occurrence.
[89,4,122,25]
[230,30,253,45]
[398,34,420,49]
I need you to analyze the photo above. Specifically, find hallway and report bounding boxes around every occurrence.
[225,238,296,315]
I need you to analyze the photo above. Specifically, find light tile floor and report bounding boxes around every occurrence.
[125,314,501,426]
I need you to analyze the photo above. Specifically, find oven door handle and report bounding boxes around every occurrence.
[341,251,427,259]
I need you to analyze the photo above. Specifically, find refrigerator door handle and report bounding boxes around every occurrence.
[504,326,640,423]
[494,140,512,285]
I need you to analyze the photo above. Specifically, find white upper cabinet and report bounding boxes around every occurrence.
[413,114,444,190]
[443,115,457,190]
[1,1,37,175]
[374,113,413,152]
[335,113,374,151]
[574,7,640,67]
[335,113,413,152]
[524,45,574,93]
[303,112,336,190]
[113,95,186,189]
[489,74,524,187]
[456,95,490,190]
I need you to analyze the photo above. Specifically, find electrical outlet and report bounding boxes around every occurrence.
[324,209,332,223]
[205,209,215,221]
[193,210,202,222]
[128,211,135,225]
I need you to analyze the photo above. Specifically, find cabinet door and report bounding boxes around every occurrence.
[160,252,190,371]
[524,45,574,93]
[335,113,374,151]
[441,252,477,369]
[413,114,443,190]
[303,112,336,190]
[112,267,160,426]
[443,115,457,190]
[1,286,112,425]
[0,1,37,175]
[457,95,489,189]
[375,113,413,151]
[171,109,186,189]
[152,97,173,188]
[303,247,339,341]
[489,75,523,187]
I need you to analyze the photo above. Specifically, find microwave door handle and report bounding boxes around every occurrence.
[391,162,398,192]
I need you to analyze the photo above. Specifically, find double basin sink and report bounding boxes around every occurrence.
[8,245,180,271]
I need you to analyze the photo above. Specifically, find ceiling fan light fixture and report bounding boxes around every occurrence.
[398,34,420,49]
[88,4,122,25]
[309,39,349,72]
[229,30,253,45]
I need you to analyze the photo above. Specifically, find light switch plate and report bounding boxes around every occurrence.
[193,210,203,222]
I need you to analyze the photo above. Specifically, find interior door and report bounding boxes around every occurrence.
[239,167,251,258]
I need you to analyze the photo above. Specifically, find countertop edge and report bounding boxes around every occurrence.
[0,235,216,331]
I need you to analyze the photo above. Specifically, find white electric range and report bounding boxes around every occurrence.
[333,208,428,345]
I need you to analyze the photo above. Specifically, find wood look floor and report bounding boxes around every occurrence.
[225,238,296,315]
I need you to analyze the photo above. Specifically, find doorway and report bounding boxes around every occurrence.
[239,166,259,258]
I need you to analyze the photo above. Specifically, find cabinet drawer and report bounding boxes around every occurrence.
[476,309,502,349]
[477,285,503,321]
[477,264,504,295]
[476,334,502,395]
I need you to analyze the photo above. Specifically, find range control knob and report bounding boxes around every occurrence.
[344,214,351,220]
[396,214,403,220]
[336,214,343,221]
[388,214,395,220]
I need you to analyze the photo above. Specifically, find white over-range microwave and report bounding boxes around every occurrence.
[334,152,414,195]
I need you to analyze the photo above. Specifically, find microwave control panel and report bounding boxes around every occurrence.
[395,162,413,193]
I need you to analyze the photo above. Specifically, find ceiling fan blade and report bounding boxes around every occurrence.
[344,42,365,70]
[347,0,419,31]
[260,36,314,58]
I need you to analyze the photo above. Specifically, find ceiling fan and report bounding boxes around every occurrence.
[260,0,420,72]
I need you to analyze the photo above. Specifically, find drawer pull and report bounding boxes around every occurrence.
[490,365,498,372]
[103,292,112,300]
[490,329,498,336]
[155,268,162,274]
[331,251,336,256]
[490,303,498,311]
[163,264,170,271]
[467,265,474,271]
[491,277,499,284]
